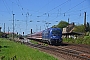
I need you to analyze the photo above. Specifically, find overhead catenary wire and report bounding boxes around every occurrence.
[0,0,89,34]
[2,0,12,15]
[39,0,87,22]
[15,0,25,16]
[50,0,87,22]
[43,0,85,22]
[1,0,88,20]
[36,0,54,13]
[39,0,70,17]
[8,0,88,23]
[36,0,71,22]
[64,0,86,13]
[9,0,25,16]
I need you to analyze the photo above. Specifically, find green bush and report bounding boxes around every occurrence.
[63,36,90,45]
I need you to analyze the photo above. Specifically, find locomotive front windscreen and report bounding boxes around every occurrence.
[52,30,61,35]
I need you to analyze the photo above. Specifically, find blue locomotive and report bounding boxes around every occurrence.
[42,28,62,45]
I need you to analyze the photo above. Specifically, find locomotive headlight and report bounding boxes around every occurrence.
[51,37,52,38]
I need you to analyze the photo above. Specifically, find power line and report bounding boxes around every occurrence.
[50,0,87,22]
[36,0,54,13]
[36,0,71,22]
[64,0,86,13]
[39,0,70,17]
[2,0,12,15]
[15,0,25,15]
[48,0,70,12]
[47,0,86,21]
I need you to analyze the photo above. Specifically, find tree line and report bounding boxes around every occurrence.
[52,21,90,35]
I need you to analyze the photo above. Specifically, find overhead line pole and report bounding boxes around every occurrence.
[84,12,86,29]
[8,27,9,34]
[4,23,5,33]
[13,14,15,39]
[84,12,86,35]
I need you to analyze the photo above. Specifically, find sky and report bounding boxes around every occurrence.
[0,0,90,35]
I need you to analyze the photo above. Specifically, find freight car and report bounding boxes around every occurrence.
[27,27,62,45]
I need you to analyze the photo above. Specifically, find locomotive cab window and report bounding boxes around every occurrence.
[52,30,61,35]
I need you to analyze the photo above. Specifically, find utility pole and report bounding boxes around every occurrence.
[13,14,15,39]
[84,12,86,29]
[0,27,1,32]
[26,12,29,34]
[4,23,5,33]
[84,12,86,35]
[40,26,41,31]
[68,18,69,24]
[8,27,9,34]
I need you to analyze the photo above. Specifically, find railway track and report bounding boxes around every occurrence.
[53,46,90,60]
[12,38,90,60]
[24,42,90,60]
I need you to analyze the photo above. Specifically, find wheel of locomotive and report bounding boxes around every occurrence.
[47,41,50,45]
[47,40,52,45]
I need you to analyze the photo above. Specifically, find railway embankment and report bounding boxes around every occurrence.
[1,37,90,60]
[14,38,90,60]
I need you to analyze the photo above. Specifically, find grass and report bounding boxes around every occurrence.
[30,40,48,46]
[30,40,39,44]
[0,38,57,60]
